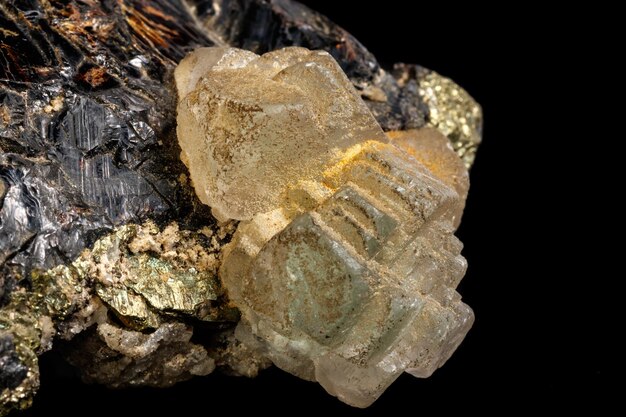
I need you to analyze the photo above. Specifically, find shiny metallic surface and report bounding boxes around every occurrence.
[0,1,482,414]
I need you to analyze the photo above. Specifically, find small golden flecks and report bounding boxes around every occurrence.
[417,70,483,169]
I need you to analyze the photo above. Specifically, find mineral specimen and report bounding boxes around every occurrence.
[176,46,389,222]
[0,0,482,414]
[176,46,473,407]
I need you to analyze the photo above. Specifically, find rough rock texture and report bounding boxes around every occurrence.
[0,0,482,414]
[87,221,238,329]
[177,46,473,407]
[66,322,215,388]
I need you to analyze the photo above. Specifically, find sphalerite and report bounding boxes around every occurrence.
[0,0,481,414]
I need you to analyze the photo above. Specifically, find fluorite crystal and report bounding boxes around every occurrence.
[176,46,474,407]
[176,46,387,222]
[1,1,482,414]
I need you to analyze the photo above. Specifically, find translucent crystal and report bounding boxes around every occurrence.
[387,128,470,227]
[176,47,388,222]
[176,47,474,407]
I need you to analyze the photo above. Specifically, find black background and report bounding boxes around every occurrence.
[20,1,606,415]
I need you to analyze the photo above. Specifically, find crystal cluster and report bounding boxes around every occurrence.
[176,46,474,407]
[1,1,482,413]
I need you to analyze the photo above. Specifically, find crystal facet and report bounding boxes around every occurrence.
[0,1,482,412]
[176,47,387,222]
[176,46,474,407]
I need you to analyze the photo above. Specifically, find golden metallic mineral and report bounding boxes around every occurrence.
[415,69,483,168]
[176,47,474,407]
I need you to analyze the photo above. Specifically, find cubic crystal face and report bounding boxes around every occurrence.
[176,46,475,407]
[176,47,387,222]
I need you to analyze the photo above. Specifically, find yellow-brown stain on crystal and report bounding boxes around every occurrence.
[176,47,476,408]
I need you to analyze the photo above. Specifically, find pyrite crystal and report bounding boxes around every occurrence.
[0,0,481,414]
